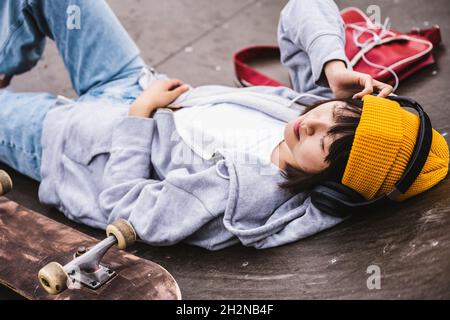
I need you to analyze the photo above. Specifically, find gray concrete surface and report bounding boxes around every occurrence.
[1,0,450,299]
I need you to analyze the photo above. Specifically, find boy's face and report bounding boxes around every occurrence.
[284,101,348,173]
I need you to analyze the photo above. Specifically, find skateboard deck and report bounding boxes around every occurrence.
[0,196,181,300]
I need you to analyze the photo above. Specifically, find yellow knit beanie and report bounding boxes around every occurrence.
[342,95,449,201]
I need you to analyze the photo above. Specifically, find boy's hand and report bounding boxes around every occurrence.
[324,60,394,99]
[129,79,189,117]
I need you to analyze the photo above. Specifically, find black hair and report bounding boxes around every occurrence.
[279,98,363,194]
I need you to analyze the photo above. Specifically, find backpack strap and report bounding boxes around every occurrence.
[408,25,442,47]
[233,45,289,87]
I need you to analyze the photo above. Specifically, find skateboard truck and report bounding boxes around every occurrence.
[38,219,137,295]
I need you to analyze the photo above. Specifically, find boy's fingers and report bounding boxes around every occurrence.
[171,85,190,97]
[353,87,372,99]
[360,75,374,95]
[166,79,183,89]
[377,86,393,98]
[353,75,373,99]
[374,81,394,98]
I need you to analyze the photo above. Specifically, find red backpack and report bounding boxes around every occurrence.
[234,7,441,89]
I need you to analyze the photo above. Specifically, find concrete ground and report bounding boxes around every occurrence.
[1,0,450,299]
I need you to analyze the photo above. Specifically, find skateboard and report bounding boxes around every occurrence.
[0,170,181,300]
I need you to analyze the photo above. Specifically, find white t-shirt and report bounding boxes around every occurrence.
[173,103,285,166]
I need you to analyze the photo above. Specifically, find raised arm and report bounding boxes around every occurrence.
[278,0,393,98]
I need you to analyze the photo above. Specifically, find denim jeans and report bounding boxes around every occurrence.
[0,0,148,181]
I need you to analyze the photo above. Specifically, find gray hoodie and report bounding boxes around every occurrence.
[38,0,350,250]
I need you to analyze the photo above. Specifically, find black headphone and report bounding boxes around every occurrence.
[310,95,433,218]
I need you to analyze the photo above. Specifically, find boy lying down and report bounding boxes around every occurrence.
[0,0,447,250]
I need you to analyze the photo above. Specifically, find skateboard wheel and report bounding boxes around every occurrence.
[0,170,13,196]
[106,219,136,250]
[38,262,68,295]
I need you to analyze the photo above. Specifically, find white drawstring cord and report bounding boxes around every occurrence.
[215,159,230,180]
[347,18,400,91]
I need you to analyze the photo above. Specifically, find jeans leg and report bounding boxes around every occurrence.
[0,0,46,76]
[1,0,145,96]
[0,89,55,181]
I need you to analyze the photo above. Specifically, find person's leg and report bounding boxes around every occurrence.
[1,0,145,96]
[0,0,46,78]
[0,1,52,181]
[0,0,151,181]
[0,89,55,182]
